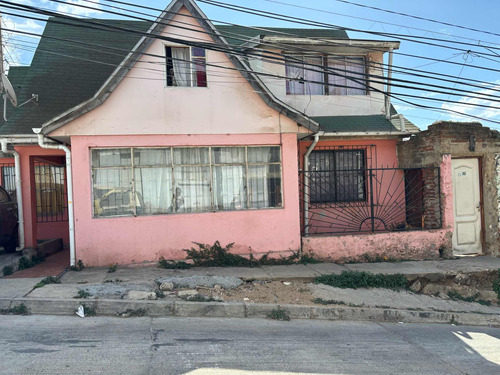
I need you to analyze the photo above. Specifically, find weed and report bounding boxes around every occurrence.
[2,265,13,276]
[18,255,44,270]
[297,253,321,264]
[183,294,218,302]
[157,257,192,269]
[74,289,92,299]
[183,241,318,268]
[493,269,500,300]
[155,290,165,299]
[83,305,96,317]
[185,241,255,267]
[450,315,461,325]
[267,307,291,321]
[118,308,147,317]
[0,304,29,315]
[107,264,117,273]
[34,276,60,289]
[447,290,492,306]
[314,271,409,290]
[312,298,347,306]
[70,260,85,271]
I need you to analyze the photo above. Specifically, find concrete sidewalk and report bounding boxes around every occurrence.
[1,256,499,326]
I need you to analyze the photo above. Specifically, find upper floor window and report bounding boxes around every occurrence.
[166,46,207,87]
[285,55,366,96]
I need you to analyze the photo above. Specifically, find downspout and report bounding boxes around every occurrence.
[303,131,323,236]
[0,140,24,250]
[385,47,394,120]
[33,130,75,267]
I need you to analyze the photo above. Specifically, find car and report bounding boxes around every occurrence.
[0,186,18,253]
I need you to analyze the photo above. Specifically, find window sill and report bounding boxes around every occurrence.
[92,205,285,220]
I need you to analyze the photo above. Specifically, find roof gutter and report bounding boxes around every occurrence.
[33,128,76,267]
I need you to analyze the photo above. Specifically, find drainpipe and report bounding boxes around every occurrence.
[385,47,394,120]
[303,131,323,236]
[0,140,24,250]
[32,129,75,267]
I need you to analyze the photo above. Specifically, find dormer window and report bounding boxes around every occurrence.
[166,46,207,87]
[285,55,366,96]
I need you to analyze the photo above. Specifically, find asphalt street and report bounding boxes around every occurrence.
[0,315,499,374]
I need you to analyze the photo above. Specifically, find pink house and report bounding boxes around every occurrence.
[1,0,479,267]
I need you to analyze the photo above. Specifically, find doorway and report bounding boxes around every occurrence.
[451,158,483,255]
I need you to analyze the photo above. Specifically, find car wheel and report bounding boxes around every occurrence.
[4,227,18,253]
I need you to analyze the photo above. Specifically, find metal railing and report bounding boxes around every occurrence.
[300,166,441,235]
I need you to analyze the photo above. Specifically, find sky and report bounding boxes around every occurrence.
[2,0,500,130]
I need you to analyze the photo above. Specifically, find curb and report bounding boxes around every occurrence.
[2,297,499,327]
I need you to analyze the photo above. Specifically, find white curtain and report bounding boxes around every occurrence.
[346,58,365,95]
[328,58,347,95]
[213,147,246,211]
[303,56,323,95]
[172,47,191,87]
[286,59,305,95]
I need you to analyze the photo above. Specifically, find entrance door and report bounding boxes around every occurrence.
[451,158,482,255]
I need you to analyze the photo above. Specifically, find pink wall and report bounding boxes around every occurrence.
[13,146,69,248]
[71,133,301,266]
[303,155,454,261]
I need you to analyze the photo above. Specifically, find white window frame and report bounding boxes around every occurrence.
[164,44,208,88]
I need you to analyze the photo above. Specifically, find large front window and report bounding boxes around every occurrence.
[91,146,282,218]
[286,55,366,96]
[309,150,365,203]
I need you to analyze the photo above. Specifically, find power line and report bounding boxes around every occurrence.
[333,0,500,39]
[4,2,500,125]
[8,0,500,91]
[262,0,500,47]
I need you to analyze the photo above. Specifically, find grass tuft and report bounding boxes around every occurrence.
[314,271,409,290]
[267,307,290,321]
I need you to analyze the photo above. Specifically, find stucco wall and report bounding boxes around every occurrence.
[397,121,500,256]
[71,133,301,266]
[50,6,305,138]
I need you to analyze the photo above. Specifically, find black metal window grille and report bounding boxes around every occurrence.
[0,164,15,196]
[309,150,366,203]
[35,162,68,223]
[300,166,441,235]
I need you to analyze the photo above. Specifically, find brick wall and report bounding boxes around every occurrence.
[397,121,500,256]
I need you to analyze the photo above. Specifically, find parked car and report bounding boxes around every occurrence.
[0,186,18,253]
[94,188,145,217]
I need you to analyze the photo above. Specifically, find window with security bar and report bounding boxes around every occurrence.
[309,150,366,203]
[91,146,282,218]
[1,165,16,197]
[35,163,68,222]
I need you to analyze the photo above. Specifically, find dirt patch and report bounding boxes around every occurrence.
[197,281,319,305]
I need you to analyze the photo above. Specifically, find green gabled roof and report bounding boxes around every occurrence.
[312,114,419,134]
[7,66,30,92]
[0,18,152,135]
[215,25,349,46]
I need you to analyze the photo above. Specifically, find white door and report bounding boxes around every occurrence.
[451,158,482,255]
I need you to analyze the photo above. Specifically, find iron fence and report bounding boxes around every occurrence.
[35,162,68,223]
[0,163,16,197]
[299,166,441,235]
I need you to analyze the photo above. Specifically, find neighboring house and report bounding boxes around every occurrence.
[0,0,497,266]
